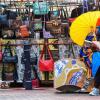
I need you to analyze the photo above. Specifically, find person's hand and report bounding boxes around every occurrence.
[92,41,100,50]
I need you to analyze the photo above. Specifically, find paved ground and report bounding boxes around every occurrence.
[0,88,100,100]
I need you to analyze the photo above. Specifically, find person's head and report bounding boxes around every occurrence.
[90,43,98,52]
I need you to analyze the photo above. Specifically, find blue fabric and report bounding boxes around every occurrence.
[97,26,100,34]
[91,52,100,77]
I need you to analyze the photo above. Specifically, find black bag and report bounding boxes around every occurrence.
[4,73,13,81]
[8,11,17,19]
[4,10,17,20]
[3,55,18,63]
[2,42,18,63]
[0,14,9,27]
[2,63,15,81]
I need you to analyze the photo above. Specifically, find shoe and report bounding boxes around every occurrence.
[89,88,100,96]
[75,88,87,92]
[80,88,87,92]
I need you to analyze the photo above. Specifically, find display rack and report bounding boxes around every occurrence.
[0,0,82,89]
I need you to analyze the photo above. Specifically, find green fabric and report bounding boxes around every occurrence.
[33,2,49,15]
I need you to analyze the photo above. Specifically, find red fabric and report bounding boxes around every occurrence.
[96,17,100,26]
[39,45,54,72]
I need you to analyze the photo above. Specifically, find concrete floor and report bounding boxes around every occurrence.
[0,88,100,100]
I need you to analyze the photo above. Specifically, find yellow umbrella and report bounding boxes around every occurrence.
[70,11,100,46]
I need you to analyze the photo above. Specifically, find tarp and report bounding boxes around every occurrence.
[54,58,87,92]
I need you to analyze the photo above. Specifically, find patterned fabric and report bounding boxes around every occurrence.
[16,40,25,82]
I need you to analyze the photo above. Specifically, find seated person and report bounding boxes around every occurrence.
[79,32,97,93]
[79,41,100,96]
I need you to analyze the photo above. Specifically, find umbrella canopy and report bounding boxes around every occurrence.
[70,11,100,46]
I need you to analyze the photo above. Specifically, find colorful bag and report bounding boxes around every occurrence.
[46,20,61,34]
[33,1,49,15]
[34,19,42,31]
[43,27,54,38]
[19,25,29,37]
[39,44,54,72]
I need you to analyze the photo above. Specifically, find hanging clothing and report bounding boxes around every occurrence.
[31,43,39,58]
[58,39,67,59]
[16,41,25,82]
[31,41,41,80]
[59,44,67,59]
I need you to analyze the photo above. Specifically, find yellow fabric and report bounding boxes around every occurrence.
[70,11,100,46]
